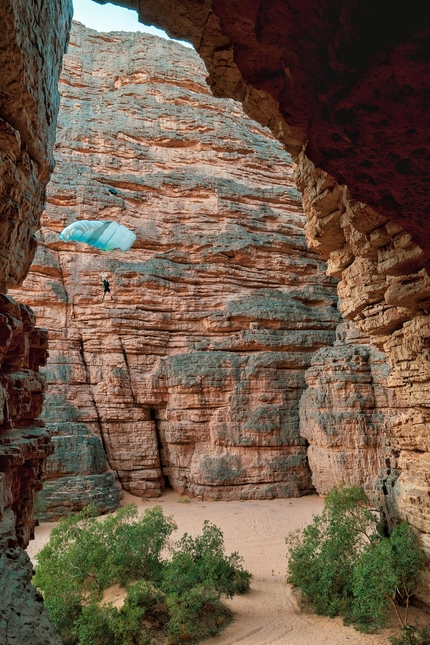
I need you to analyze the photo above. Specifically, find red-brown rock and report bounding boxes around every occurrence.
[0,295,62,644]
[0,1,71,641]
[12,22,340,508]
[299,323,407,497]
[111,0,430,600]
[118,0,430,253]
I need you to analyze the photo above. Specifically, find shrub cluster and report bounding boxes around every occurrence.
[286,485,424,633]
[34,504,251,645]
[390,625,430,645]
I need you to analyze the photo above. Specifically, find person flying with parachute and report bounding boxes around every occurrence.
[59,219,136,301]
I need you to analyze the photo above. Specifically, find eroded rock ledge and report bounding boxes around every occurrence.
[299,322,405,498]
[12,22,341,511]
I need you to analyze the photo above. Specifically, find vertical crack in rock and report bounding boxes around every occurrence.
[119,336,136,406]
[149,406,167,489]
[78,336,102,435]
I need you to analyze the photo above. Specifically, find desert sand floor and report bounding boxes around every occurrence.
[28,489,427,645]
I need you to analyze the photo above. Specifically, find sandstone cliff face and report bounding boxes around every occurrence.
[0,298,62,642]
[296,156,430,570]
[11,21,341,511]
[0,0,72,291]
[102,0,430,601]
[0,1,72,641]
[299,322,406,497]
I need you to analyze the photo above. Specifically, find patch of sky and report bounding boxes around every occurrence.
[73,0,193,47]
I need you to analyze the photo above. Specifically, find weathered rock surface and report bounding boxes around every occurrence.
[295,153,430,603]
[0,0,72,291]
[35,403,121,520]
[106,0,430,254]
[111,0,430,600]
[299,323,406,497]
[95,10,430,581]
[0,296,61,644]
[0,509,62,645]
[0,0,72,641]
[12,22,341,510]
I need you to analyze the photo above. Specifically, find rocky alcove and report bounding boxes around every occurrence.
[2,0,430,641]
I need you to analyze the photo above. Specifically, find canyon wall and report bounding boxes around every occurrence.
[1,0,429,635]
[299,322,405,498]
[93,0,430,600]
[11,21,343,514]
[0,0,72,641]
[297,154,430,601]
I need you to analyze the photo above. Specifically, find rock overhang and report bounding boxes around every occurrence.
[95,0,430,251]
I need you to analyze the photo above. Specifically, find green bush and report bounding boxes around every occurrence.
[34,503,250,645]
[390,625,430,645]
[73,603,117,645]
[124,580,165,616]
[163,520,251,599]
[286,485,376,618]
[350,537,398,631]
[162,521,250,641]
[74,602,151,645]
[166,585,231,641]
[286,484,423,633]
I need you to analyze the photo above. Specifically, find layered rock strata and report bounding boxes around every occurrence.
[96,0,430,599]
[0,296,62,644]
[0,0,72,641]
[293,151,430,604]
[299,322,406,497]
[296,157,430,562]
[12,22,341,511]
[103,0,430,253]
[0,0,72,291]
[36,395,121,520]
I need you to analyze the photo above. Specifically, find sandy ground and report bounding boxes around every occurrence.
[27,490,427,645]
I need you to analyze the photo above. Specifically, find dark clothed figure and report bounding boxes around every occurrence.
[101,278,113,301]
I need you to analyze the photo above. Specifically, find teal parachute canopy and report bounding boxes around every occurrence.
[59,220,136,252]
